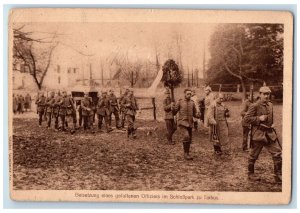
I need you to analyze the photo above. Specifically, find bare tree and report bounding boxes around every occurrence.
[13,25,58,90]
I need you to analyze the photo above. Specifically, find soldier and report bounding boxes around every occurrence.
[18,94,25,114]
[163,89,176,145]
[119,88,130,128]
[108,89,121,129]
[45,91,55,128]
[24,93,32,112]
[191,88,201,130]
[52,92,62,130]
[13,94,18,114]
[58,91,76,132]
[203,86,215,128]
[208,93,230,155]
[67,92,77,132]
[240,93,253,151]
[76,99,83,127]
[35,92,46,126]
[122,89,139,138]
[174,88,200,160]
[81,92,92,130]
[244,86,282,183]
[96,91,113,133]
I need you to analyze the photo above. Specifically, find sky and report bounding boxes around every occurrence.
[14,22,217,79]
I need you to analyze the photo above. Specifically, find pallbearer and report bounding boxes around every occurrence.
[163,89,176,145]
[244,86,282,183]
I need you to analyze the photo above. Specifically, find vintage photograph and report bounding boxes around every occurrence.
[8,9,293,204]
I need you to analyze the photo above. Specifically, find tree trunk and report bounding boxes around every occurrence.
[240,79,246,100]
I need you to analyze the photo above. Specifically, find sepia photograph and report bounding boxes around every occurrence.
[8,9,293,204]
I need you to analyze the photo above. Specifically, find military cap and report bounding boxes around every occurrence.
[259,86,271,93]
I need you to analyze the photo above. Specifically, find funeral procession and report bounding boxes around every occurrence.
[11,22,284,192]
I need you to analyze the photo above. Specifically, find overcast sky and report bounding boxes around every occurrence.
[15,22,217,78]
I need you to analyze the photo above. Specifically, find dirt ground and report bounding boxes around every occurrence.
[12,101,282,192]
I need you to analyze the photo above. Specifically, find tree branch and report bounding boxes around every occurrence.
[223,60,242,80]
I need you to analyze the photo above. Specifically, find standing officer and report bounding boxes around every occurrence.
[244,86,282,183]
[45,91,55,128]
[122,88,139,139]
[240,93,253,151]
[119,87,130,128]
[96,90,112,133]
[35,92,46,126]
[174,88,199,160]
[163,89,176,145]
[108,89,120,129]
[81,92,92,131]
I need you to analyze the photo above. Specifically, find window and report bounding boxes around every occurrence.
[58,76,61,84]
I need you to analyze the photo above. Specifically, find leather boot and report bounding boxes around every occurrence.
[248,163,261,181]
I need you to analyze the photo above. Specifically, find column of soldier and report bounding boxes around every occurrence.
[34,85,282,183]
[163,86,282,183]
[35,88,139,138]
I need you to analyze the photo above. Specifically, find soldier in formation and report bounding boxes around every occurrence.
[108,89,121,129]
[96,91,113,133]
[35,92,46,126]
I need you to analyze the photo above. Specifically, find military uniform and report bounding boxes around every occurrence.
[96,95,112,132]
[24,94,31,111]
[163,93,176,144]
[53,94,62,129]
[13,95,18,113]
[59,94,75,131]
[119,91,129,128]
[122,94,139,138]
[244,87,282,182]
[35,95,46,126]
[174,96,198,160]
[240,99,253,151]
[108,93,120,128]
[45,94,55,128]
[81,96,92,130]
[18,95,25,114]
[208,101,230,154]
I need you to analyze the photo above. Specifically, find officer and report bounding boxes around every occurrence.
[45,91,55,128]
[108,89,121,129]
[122,88,139,138]
[163,89,176,145]
[174,88,200,160]
[81,92,92,130]
[119,87,130,128]
[240,93,253,151]
[244,86,282,183]
[96,90,112,133]
[35,92,46,126]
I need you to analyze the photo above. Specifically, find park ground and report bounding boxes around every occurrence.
[12,99,282,192]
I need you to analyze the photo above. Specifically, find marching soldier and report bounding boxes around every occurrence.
[203,86,215,128]
[81,92,92,130]
[58,91,76,132]
[208,93,230,155]
[240,93,253,151]
[108,89,121,129]
[53,92,62,130]
[119,88,130,128]
[96,91,112,133]
[174,88,200,160]
[122,88,139,138]
[163,89,176,145]
[45,91,55,128]
[244,86,282,183]
[35,92,46,126]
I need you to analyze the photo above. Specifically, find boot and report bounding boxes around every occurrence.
[183,143,193,160]
[127,128,131,138]
[248,163,261,181]
[274,161,282,183]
